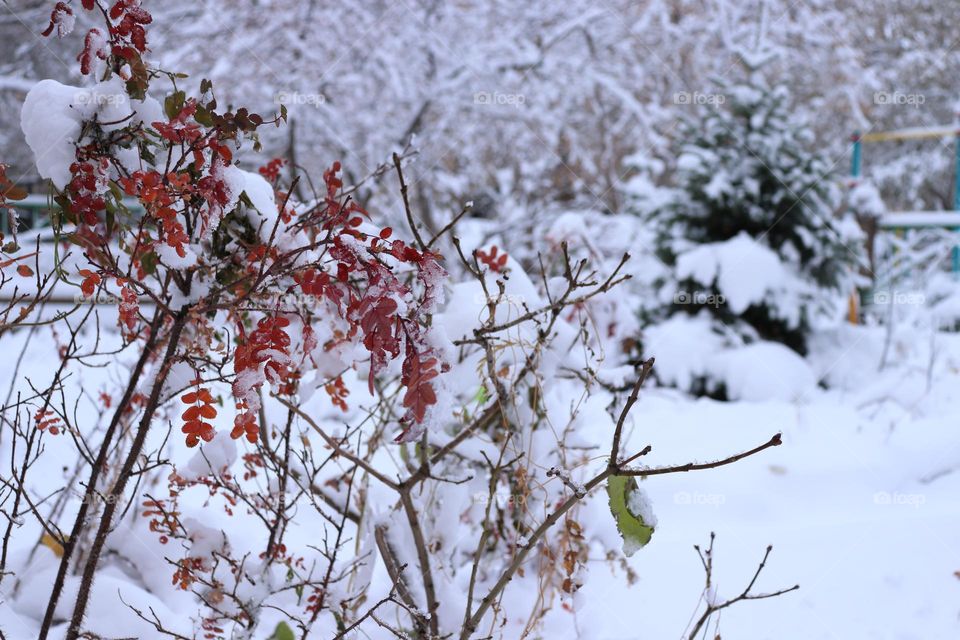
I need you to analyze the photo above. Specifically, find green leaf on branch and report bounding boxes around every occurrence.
[270,621,296,640]
[606,474,655,556]
[473,385,489,406]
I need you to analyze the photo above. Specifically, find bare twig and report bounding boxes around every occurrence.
[686,534,799,640]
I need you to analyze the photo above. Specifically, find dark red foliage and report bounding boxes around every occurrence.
[41,2,73,38]
[258,158,285,183]
[77,28,109,75]
[181,386,218,447]
[116,277,139,334]
[476,245,508,272]
[401,354,439,424]
[78,269,101,298]
[67,156,109,225]
[231,316,292,443]
[35,409,62,436]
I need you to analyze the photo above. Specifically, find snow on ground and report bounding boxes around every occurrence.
[562,322,960,640]
[2,303,958,638]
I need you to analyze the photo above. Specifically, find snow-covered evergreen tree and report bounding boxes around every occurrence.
[635,67,862,395]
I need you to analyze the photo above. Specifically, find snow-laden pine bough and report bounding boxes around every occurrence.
[0,2,796,639]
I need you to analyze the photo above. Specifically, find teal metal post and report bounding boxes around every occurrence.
[850,131,865,319]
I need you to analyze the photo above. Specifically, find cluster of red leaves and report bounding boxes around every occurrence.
[292,164,446,439]
[294,268,341,307]
[120,170,191,258]
[232,316,292,443]
[154,101,234,170]
[153,102,205,159]
[401,353,439,424]
[35,409,62,435]
[200,618,224,640]
[476,245,508,272]
[241,453,263,481]
[235,316,292,387]
[67,0,152,76]
[116,277,139,334]
[324,376,349,412]
[335,238,442,434]
[0,164,27,216]
[142,497,179,544]
[316,161,366,232]
[306,588,325,615]
[108,0,152,59]
[181,386,218,447]
[41,2,73,38]
[172,557,203,590]
[39,0,446,449]
[78,269,101,298]
[150,102,236,234]
[258,158,285,183]
[78,27,109,75]
[67,156,109,226]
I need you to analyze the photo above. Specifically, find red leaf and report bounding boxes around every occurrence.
[401,355,439,423]
[78,270,101,298]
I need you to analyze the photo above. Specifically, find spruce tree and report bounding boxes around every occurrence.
[648,72,860,358]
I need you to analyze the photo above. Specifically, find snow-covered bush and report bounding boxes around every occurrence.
[0,4,791,639]
[633,63,862,397]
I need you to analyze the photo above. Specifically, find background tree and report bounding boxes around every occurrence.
[634,60,863,395]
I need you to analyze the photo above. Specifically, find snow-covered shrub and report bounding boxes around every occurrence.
[0,4,790,639]
[632,64,862,396]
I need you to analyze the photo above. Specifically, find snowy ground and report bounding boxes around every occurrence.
[565,323,960,639]
[4,318,958,639]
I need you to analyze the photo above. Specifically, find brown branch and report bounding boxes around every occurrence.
[392,152,427,252]
[687,534,798,640]
[37,309,165,640]
[460,433,783,638]
[465,253,631,338]
[426,202,472,250]
[373,525,425,633]
[65,310,189,640]
[399,489,440,638]
[275,396,400,491]
[621,434,782,477]
[609,358,655,466]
